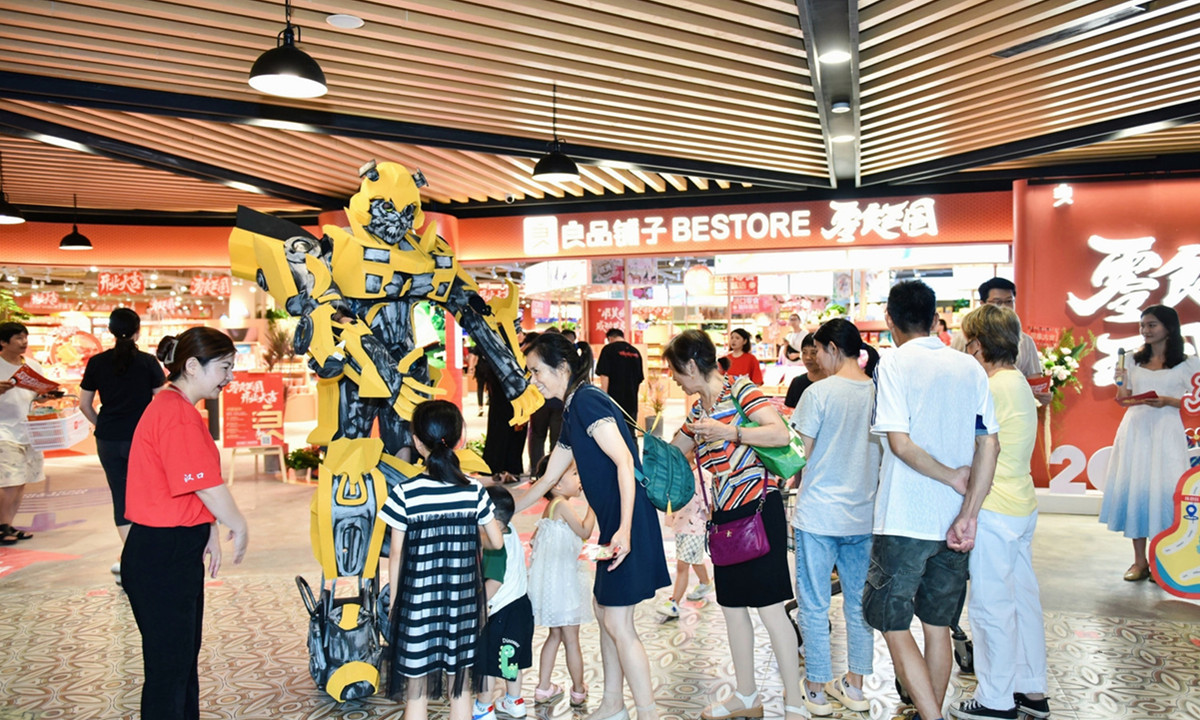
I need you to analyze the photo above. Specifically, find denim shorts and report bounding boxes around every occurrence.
[862,534,969,632]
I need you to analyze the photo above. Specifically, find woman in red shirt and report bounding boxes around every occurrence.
[724,328,763,385]
[122,327,249,720]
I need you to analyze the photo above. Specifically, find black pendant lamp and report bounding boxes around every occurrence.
[0,152,24,225]
[532,83,580,183]
[249,0,328,99]
[59,194,93,251]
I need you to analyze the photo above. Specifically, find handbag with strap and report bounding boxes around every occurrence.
[700,465,769,566]
[614,399,695,514]
[729,379,807,479]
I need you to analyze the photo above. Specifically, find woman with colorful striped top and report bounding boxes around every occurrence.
[666,329,805,720]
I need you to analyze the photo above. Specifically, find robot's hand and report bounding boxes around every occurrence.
[309,354,345,379]
[294,314,314,356]
[467,293,493,317]
[508,384,545,427]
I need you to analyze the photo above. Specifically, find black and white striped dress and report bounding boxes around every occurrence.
[380,475,494,698]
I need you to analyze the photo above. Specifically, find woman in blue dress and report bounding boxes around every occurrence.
[519,332,669,720]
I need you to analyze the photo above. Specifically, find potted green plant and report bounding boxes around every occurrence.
[286,444,323,482]
[0,288,29,323]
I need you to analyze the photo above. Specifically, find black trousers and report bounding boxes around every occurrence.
[95,439,132,527]
[122,523,210,720]
[526,399,563,472]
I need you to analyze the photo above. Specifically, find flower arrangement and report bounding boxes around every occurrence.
[1040,328,1093,410]
[643,374,669,415]
[286,444,324,471]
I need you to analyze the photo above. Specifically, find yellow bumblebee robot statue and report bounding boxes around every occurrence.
[229,160,543,701]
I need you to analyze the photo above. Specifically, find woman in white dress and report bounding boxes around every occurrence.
[1100,305,1200,581]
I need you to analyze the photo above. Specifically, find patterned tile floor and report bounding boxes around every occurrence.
[2,417,1199,720]
[2,573,1199,720]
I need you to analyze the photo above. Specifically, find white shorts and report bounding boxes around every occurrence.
[0,441,45,487]
[676,532,709,565]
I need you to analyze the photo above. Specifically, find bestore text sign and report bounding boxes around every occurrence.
[456,192,1011,262]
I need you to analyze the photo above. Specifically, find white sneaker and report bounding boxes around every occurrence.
[496,695,527,719]
[473,702,496,720]
[657,600,680,618]
[686,583,713,601]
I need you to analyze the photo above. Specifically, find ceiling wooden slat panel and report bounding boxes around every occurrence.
[0,135,305,212]
[858,0,1200,178]
[974,123,1200,171]
[1,1,1200,218]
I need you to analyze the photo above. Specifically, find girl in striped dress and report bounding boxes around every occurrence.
[383,400,505,720]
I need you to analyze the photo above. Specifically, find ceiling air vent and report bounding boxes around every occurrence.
[993,3,1150,59]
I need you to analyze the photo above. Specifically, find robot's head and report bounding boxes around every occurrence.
[347,161,426,242]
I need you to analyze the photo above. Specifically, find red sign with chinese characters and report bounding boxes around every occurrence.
[98,271,144,296]
[587,300,626,345]
[190,275,232,297]
[221,372,285,449]
[1015,177,1200,490]
[718,275,759,296]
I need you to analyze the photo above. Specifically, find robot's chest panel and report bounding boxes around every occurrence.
[333,244,432,297]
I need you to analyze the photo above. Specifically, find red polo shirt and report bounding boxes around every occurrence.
[125,387,224,527]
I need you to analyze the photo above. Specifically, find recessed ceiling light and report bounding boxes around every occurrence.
[830,134,856,143]
[831,101,851,114]
[819,50,851,64]
[326,14,364,29]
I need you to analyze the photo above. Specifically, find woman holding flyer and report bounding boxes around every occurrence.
[0,322,48,545]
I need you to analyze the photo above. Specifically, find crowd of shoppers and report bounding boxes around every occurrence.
[16,270,1194,720]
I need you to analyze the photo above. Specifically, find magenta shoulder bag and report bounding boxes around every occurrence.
[700,463,770,567]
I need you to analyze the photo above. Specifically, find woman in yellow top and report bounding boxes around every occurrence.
[953,305,1049,720]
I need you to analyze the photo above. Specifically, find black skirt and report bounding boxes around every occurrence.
[712,490,793,608]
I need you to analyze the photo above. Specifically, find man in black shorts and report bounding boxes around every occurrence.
[866,281,999,720]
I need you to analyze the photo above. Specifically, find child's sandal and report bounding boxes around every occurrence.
[569,686,588,707]
[534,683,564,705]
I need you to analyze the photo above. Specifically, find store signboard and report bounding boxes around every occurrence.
[190,275,232,297]
[98,271,144,296]
[27,291,62,309]
[531,299,552,318]
[461,191,1011,262]
[221,372,285,449]
[1015,178,1200,491]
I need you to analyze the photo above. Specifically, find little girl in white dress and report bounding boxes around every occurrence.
[527,461,595,707]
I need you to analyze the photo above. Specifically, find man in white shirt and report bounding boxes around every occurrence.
[0,322,45,545]
[785,313,808,357]
[866,281,1000,720]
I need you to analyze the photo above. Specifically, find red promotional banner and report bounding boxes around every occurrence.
[721,276,759,296]
[97,271,144,296]
[190,275,232,297]
[221,372,285,449]
[587,300,626,344]
[1015,177,1200,490]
